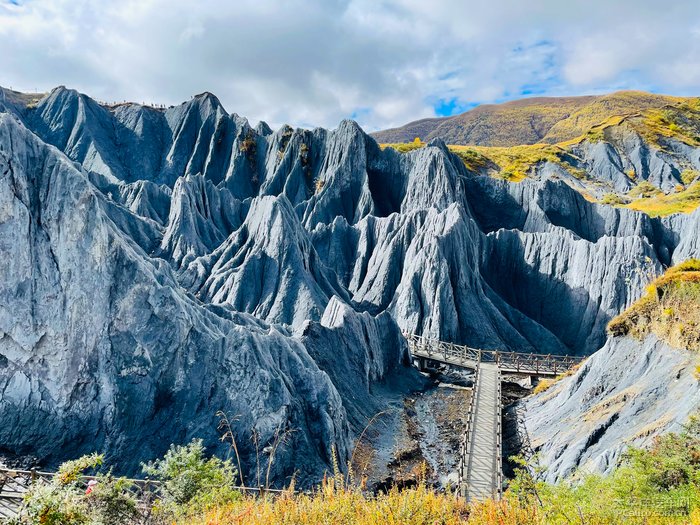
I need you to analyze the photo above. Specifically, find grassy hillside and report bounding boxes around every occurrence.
[372,91,693,147]
[373,95,596,146]
[625,181,700,216]
[541,91,688,143]
[608,259,700,350]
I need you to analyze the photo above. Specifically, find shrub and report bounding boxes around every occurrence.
[628,181,661,198]
[83,475,139,525]
[142,438,239,515]
[682,169,700,185]
[600,193,628,206]
[533,378,554,395]
[14,454,139,525]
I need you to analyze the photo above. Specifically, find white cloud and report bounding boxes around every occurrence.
[0,0,699,131]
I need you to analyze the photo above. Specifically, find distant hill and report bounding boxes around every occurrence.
[372,91,688,146]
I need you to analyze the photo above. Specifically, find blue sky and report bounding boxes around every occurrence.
[1,0,699,130]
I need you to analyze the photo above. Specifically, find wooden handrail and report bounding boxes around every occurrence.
[404,333,583,375]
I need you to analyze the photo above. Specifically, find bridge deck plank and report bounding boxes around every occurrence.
[463,363,501,502]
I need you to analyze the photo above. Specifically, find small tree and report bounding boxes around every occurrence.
[142,439,239,515]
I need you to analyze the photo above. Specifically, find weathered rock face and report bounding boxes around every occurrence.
[0,111,410,483]
[1,85,700,481]
[522,335,700,483]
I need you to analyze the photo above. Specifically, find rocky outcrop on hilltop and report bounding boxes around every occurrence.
[1,85,700,481]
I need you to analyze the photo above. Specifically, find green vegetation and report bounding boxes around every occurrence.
[380,141,425,153]
[532,363,583,395]
[682,169,700,185]
[639,104,700,147]
[142,439,240,515]
[625,181,700,216]
[383,141,587,181]
[541,91,689,144]
[600,193,629,206]
[13,416,700,524]
[383,91,700,217]
[628,180,663,199]
[13,454,140,525]
[12,440,240,525]
[451,144,558,181]
[449,148,494,173]
[608,259,700,350]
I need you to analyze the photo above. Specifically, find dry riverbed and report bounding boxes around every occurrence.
[356,368,473,492]
[357,368,533,493]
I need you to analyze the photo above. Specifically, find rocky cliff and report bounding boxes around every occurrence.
[522,335,700,483]
[1,85,699,482]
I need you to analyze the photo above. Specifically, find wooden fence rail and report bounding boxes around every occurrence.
[405,333,584,376]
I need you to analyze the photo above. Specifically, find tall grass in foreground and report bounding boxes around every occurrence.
[12,404,700,524]
[179,415,700,525]
[13,421,700,525]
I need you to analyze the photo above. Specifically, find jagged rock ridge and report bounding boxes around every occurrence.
[1,85,699,481]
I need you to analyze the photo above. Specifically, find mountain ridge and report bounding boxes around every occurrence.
[372,90,693,146]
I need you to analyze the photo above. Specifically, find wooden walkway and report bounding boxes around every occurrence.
[406,334,582,376]
[457,363,502,501]
[405,333,582,501]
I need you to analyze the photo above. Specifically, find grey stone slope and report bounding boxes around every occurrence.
[160,173,246,268]
[179,195,349,327]
[569,129,697,195]
[483,228,659,354]
[522,335,700,483]
[0,112,413,483]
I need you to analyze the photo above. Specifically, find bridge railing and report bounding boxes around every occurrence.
[404,333,583,375]
[0,468,163,520]
[457,361,480,498]
[495,369,503,500]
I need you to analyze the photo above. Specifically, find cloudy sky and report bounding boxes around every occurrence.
[1,0,700,131]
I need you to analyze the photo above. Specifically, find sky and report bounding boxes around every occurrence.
[1,0,700,131]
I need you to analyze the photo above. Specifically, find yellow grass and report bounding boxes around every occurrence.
[532,362,584,396]
[180,483,472,525]
[625,182,700,216]
[607,259,700,350]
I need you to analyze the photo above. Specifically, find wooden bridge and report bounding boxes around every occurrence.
[405,334,583,502]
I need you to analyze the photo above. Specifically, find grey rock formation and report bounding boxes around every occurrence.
[1,85,700,482]
[522,335,700,483]
[0,111,411,483]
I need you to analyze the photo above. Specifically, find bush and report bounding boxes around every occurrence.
[682,169,700,185]
[142,438,239,515]
[600,193,628,206]
[628,181,662,198]
[14,454,139,525]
